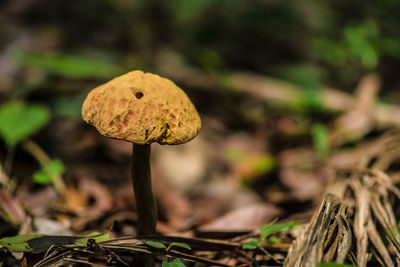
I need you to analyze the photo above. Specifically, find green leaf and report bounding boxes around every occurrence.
[75,232,111,244]
[162,261,172,267]
[14,51,122,79]
[0,232,110,253]
[242,239,259,250]
[169,242,191,251]
[253,155,275,174]
[260,221,299,241]
[168,258,186,267]
[312,124,329,159]
[0,101,50,146]
[344,21,379,70]
[0,234,44,252]
[32,172,50,184]
[274,64,323,93]
[33,159,65,185]
[318,263,357,267]
[145,241,167,249]
[267,236,281,244]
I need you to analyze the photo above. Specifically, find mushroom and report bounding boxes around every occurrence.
[82,70,201,236]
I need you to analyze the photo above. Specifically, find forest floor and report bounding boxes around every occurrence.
[1,62,400,266]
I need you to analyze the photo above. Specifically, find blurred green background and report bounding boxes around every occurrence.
[1,0,400,103]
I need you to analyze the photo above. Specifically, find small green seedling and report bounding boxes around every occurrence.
[145,241,191,266]
[0,101,66,193]
[145,241,191,252]
[166,242,191,252]
[145,241,167,249]
[242,221,299,250]
[33,159,65,185]
[242,239,259,250]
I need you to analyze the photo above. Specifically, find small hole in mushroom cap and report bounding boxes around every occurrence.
[135,92,144,99]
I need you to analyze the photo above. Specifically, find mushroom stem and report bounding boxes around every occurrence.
[131,143,157,236]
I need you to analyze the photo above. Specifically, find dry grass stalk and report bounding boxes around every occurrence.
[285,131,400,266]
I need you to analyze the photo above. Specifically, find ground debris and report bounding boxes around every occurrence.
[285,131,400,267]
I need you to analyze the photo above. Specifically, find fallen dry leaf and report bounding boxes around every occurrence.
[279,148,324,201]
[54,187,88,215]
[79,178,113,217]
[199,203,282,231]
[63,179,113,231]
[19,186,57,216]
[152,167,192,232]
[330,73,380,146]
[0,187,26,224]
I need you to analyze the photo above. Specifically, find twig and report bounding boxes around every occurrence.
[4,145,15,179]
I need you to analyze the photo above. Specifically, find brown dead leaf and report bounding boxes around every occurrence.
[0,187,26,224]
[191,195,232,227]
[199,203,282,231]
[330,73,380,146]
[65,179,113,231]
[152,168,192,232]
[19,186,57,216]
[79,178,113,217]
[279,148,324,201]
[53,187,88,215]
[222,132,272,188]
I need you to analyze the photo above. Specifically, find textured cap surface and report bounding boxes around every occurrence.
[82,70,201,145]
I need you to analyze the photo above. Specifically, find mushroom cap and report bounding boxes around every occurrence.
[82,70,201,145]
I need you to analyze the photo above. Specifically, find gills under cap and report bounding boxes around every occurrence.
[82,70,201,145]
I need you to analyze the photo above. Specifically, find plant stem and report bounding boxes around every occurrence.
[4,145,15,178]
[21,140,66,195]
[131,143,157,236]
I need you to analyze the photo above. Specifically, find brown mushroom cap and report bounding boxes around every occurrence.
[82,70,201,145]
